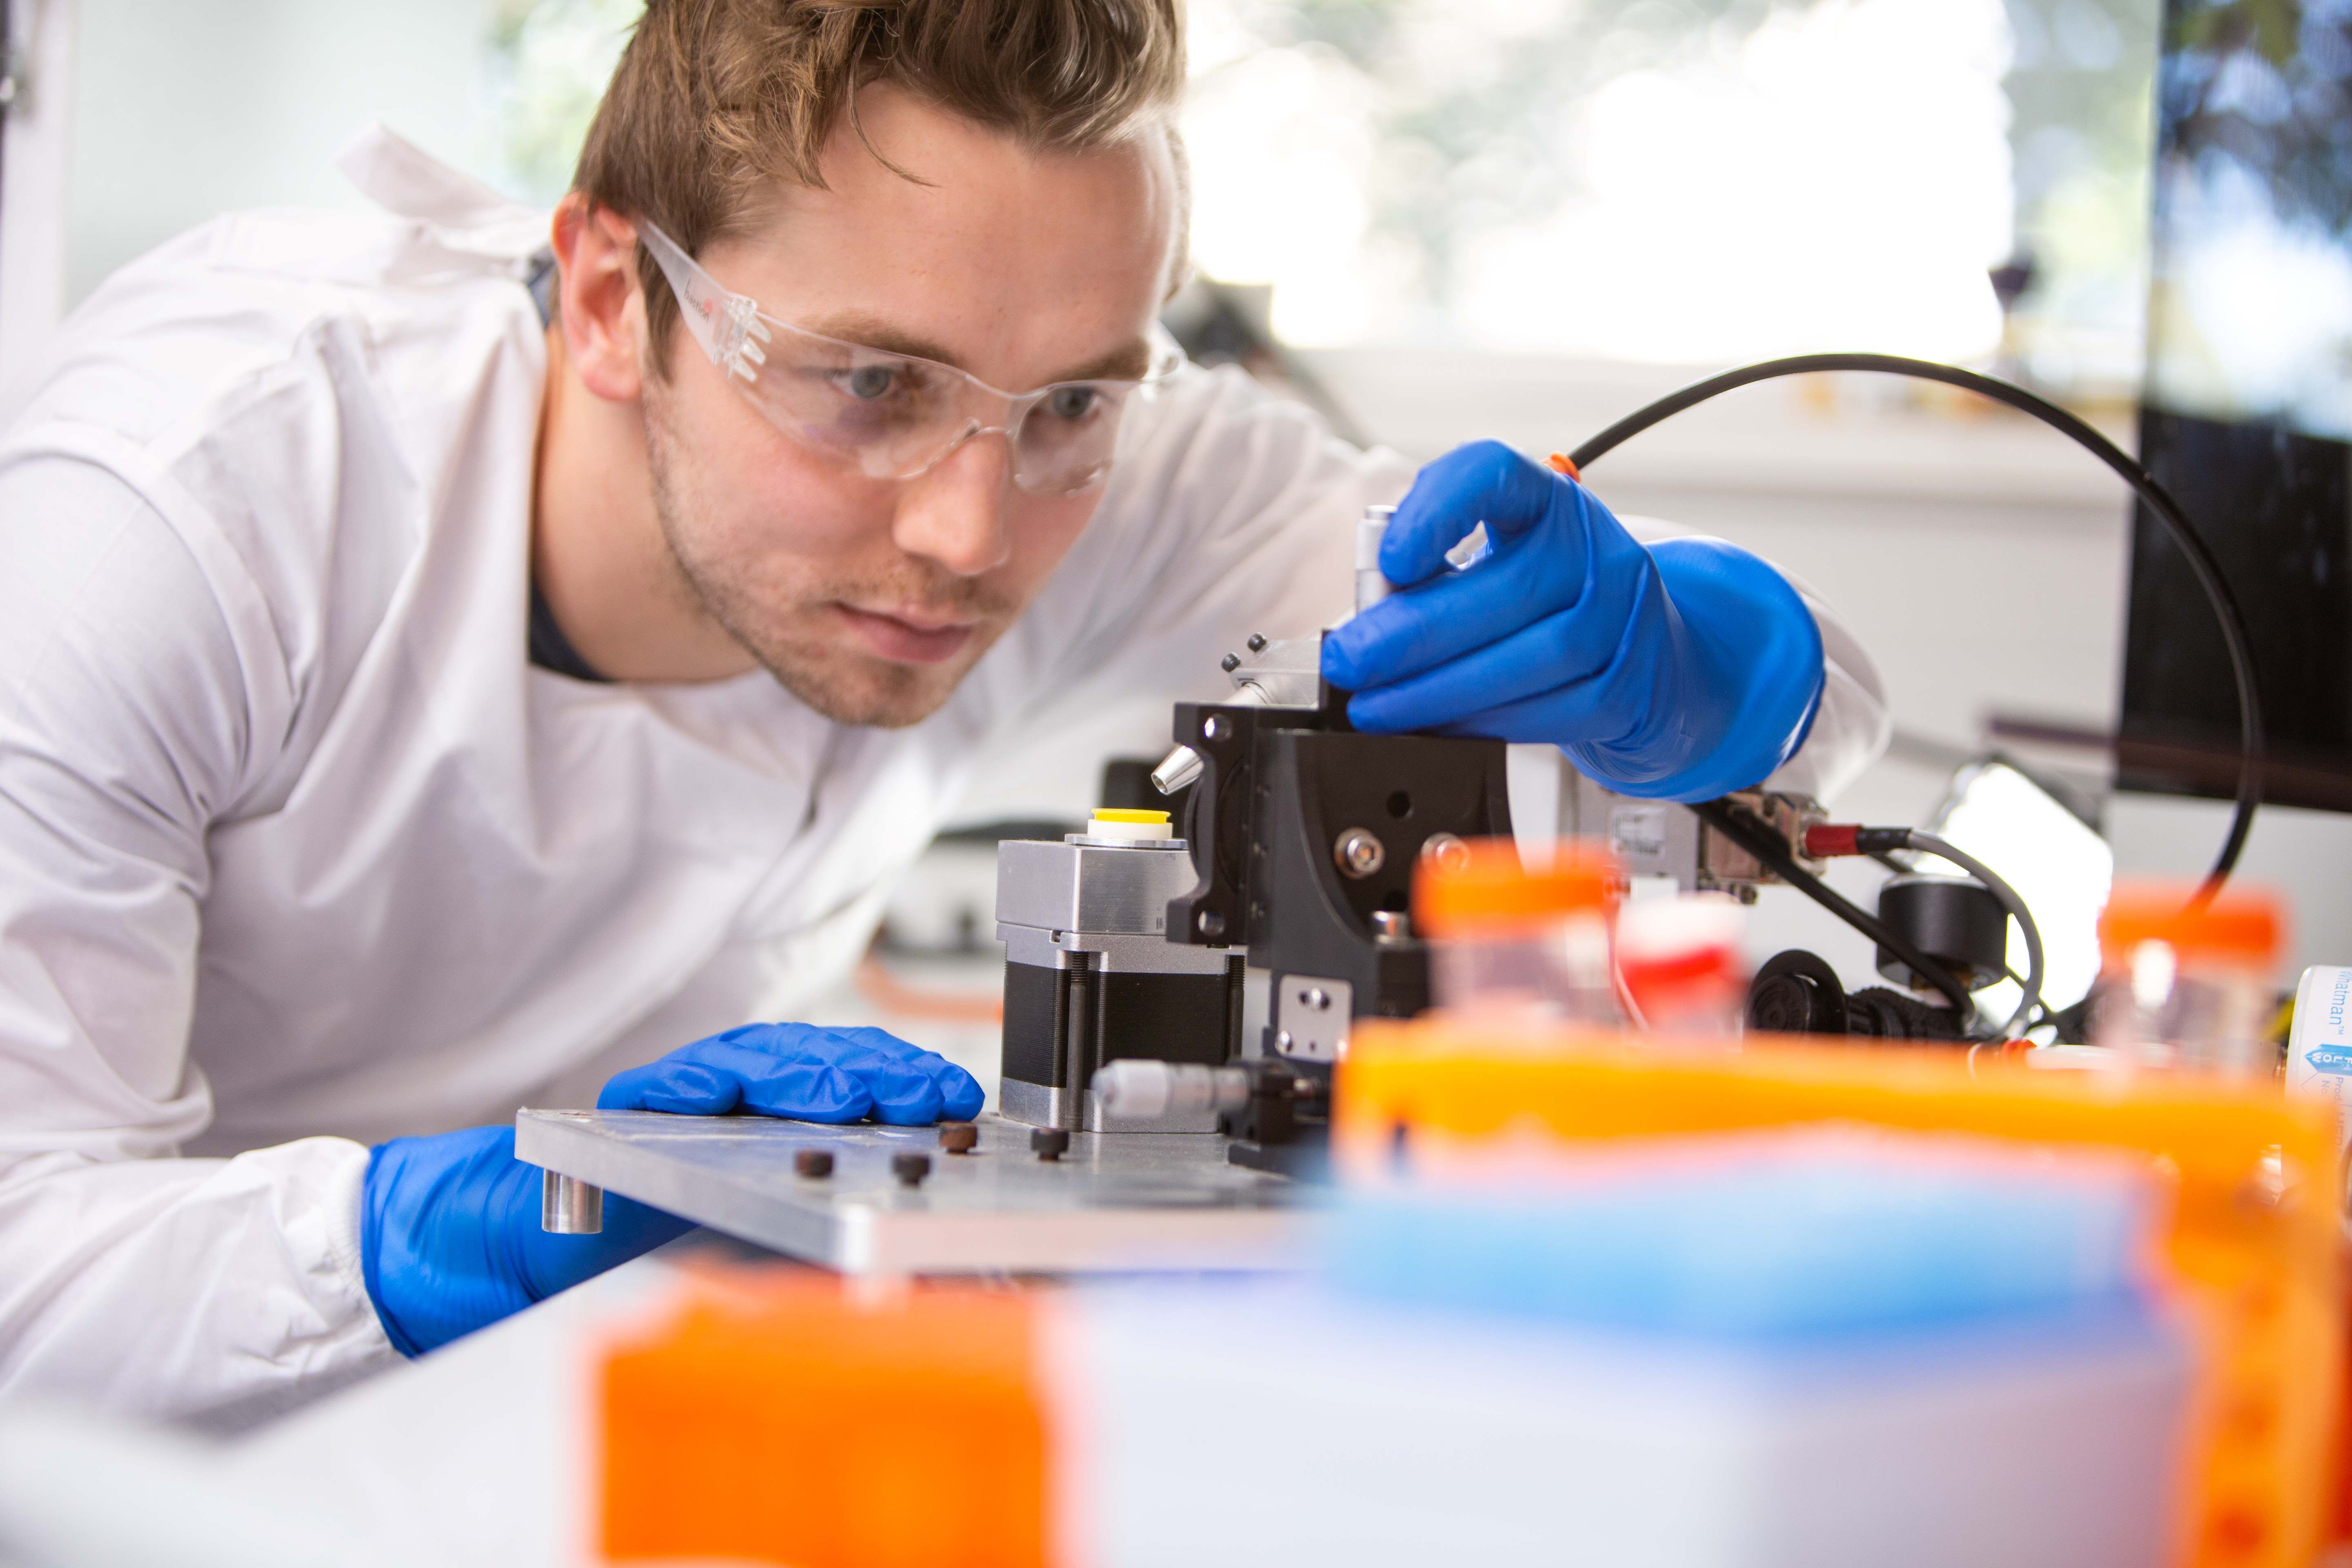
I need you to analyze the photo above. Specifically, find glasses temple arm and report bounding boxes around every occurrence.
[635,219,768,379]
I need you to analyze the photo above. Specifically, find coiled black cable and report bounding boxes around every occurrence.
[1568,352,2263,904]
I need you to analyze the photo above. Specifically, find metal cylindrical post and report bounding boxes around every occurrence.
[541,1169,605,1234]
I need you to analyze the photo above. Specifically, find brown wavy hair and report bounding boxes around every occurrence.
[573,0,1188,369]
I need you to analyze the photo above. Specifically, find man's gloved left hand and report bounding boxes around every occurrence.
[596,1022,984,1125]
[1321,441,1826,802]
[361,1022,982,1356]
[361,1124,691,1358]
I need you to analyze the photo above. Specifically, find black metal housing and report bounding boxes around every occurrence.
[1163,683,1511,1167]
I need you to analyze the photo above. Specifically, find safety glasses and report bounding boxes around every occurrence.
[638,220,1182,497]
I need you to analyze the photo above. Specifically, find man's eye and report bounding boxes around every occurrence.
[1045,385,1099,420]
[843,364,900,400]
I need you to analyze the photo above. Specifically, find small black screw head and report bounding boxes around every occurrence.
[1246,633,1267,653]
[938,1121,978,1154]
[1197,909,1225,939]
[1220,652,1241,673]
[891,1152,931,1187]
[1031,1127,1071,1161]
[794,1148,835,1179]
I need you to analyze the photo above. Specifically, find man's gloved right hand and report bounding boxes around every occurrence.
[361,1022,983,1356]
[1321,441,1824,802]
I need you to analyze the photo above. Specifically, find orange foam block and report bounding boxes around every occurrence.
[601,1276,1053,1568]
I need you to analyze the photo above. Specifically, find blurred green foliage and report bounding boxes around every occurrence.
[2160,0,2352,234]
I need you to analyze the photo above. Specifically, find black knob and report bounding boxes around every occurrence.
[938,1121,979,1154]
[891,1152,931,1187]
[1031,1127,1071,1162]
[793,1148,835,1179]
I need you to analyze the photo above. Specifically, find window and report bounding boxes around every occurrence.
[485,0,2165,392]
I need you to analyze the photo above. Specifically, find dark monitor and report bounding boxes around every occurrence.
[2120,0,2352,813]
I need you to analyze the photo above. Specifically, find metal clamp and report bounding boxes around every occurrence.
[1272,973,1352,1063]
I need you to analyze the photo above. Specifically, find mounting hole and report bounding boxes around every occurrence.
[1385,790,1413,820]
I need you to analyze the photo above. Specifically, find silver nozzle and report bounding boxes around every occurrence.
[1152,744,1204,796]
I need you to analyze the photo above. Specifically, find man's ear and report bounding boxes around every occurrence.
[550,194,647,404]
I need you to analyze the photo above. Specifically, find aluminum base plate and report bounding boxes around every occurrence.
[514,1109,1307,1276]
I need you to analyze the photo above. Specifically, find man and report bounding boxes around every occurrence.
[0,0,1885,1423]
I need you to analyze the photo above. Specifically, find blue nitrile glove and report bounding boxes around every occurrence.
[1321,441,1825,801]
[362,1022,982,1355]
[596,1022,985,1125]
[361,1125,693,1357]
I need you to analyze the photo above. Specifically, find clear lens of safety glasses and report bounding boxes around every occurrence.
[639,221,1181,496]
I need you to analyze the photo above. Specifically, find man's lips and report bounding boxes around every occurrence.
[831,603,978,665]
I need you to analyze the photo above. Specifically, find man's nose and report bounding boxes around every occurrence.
[892,427,1014,578]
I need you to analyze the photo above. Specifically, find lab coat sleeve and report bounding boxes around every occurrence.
[0,456,396,1424]
[1031,365,1889,802]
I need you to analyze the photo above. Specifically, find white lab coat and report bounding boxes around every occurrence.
[0,131,1889,1424]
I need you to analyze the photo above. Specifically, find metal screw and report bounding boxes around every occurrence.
[1372,910,1410,941]
[1197,909,1225,938]
[892,1152,931,1187]
[1220,652,1241,673]
[1276,1029,1294,1051]
[939,1122,978,1154]
[1419,832,1471,873]
[1202,715,1226,741]
[1334,827,1386,879]
[1031,1127,1071,1162]
[1305,987,1331,1011]
[1246,633,1268,653]
[794,1148,835,1179]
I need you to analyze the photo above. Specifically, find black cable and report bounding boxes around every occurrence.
[1693,799,1982,1027]
[1570,353,2263,904]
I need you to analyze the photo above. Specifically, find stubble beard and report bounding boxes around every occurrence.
[641,397,1013,729]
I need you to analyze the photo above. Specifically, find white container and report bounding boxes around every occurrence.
[1055,1281,2189,1568]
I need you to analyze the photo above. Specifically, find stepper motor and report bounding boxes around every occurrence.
[995,810,1241,1133]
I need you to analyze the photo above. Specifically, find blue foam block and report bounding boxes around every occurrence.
[1327,1134,2155,1339]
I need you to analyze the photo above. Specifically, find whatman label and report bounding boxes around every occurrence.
[2288,965,2352,1149]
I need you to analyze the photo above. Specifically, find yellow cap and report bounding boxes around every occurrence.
[1092,809,1171,824]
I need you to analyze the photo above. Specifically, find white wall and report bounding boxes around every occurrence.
[0,0,79,406]
[65,0,501,305]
